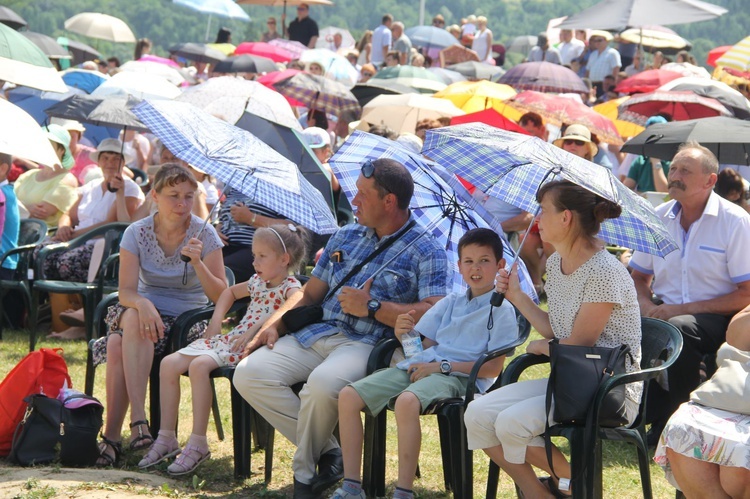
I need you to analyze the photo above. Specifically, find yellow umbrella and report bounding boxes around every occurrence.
[593,97,645,139]
[715,36,750,71]
[207,42,236,55]
[433,80,516,114]
[713,65,750,88]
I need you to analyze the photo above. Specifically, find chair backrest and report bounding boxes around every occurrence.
[5,218,48,280]
[486,307,532,392]
[91,225,129,285]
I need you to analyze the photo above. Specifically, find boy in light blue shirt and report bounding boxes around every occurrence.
[332,228,518,499]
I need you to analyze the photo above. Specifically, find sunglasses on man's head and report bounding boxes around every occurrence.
[563,139,586,147]
[361,160,393,193]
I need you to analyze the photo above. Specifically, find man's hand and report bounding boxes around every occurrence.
[338,277,373,317]
[407,362,439,382]
[646,303,683,321]
[244,326,280,355]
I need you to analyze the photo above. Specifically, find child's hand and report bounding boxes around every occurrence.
[230,331,253,353]
[204,321,222,339]
[407,362,439,382]
[395,310,417,339]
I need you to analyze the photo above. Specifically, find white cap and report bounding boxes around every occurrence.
[302,127,331,149]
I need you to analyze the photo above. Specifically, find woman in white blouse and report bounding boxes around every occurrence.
[471,16,494,64]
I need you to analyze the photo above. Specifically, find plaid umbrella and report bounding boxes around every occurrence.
[329,130,538,299]
[132,99,338,235]
[495,61,588,94]
[272,71,361,120]
[422,123,678,257]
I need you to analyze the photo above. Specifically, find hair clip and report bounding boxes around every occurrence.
[287,223,297,232]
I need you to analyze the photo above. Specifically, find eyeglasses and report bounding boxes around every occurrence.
[361,159,393,194]
[563,139,586,147]
[297,6,307,11]
[433,21,444,26]
[267,21,276,25]
[361,71,374,77]
[590,38,604,43]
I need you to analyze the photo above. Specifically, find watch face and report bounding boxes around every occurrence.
[441,360,451,374]
[368,299,380,310]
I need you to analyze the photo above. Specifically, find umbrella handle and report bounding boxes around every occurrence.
[490,291,505,307]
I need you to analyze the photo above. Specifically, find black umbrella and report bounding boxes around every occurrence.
[620,116,750,165]
[0,6,26,30]
[667,82,750,120]
[447,61,505,81]
[234,111,335,211]
[351,80,419,107]
[45,94,148,132]
[22,32,72,60]
[213,54,277,74]
[169,42,227,64]
[58,38,103,66]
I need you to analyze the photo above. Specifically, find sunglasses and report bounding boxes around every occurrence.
[361,159,393,193]
[563,139,586,147]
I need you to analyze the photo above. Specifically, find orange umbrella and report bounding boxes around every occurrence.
[593,97,645,138]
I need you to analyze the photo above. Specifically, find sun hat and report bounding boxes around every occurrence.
[43,124,74,169]
[302,127,331,149]
[89,138,135,165]
[590,30,613,42]
[553,124,598,157]
[52,118,86,135]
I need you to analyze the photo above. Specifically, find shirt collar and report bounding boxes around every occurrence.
[667,191,719,220]
[364,211,415,241]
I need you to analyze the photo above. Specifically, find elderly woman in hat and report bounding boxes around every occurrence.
[14,124,79,227]
[554,124,598,162]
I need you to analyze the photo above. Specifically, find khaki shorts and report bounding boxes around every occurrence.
[350,367,469,416]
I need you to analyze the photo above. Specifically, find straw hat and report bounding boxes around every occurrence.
[553,124,598,157]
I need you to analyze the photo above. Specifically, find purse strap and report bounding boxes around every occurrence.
[322,220,416,302]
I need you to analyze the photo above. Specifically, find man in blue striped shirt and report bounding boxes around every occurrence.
[234,158,450,498]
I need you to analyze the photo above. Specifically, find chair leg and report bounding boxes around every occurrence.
[635,434,654,499]
[442,405,473,499]
[83,292,97,342]
[261,414,275,484]
[29,290,40,351]
[436,413,454,493]
[230,382,252,479]
[149,364,161,436]
[210,378,225,441]
[84,340,96,396]
[363,410,387,499]
[486,461,501,499]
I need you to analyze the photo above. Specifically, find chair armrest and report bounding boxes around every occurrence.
[0,243,39,275]
[93,292,120,339]
[366,337,400,375]
[96,253,120,291]
[500,353,550,386]
[170,301,248,351]
[464,333,531,405]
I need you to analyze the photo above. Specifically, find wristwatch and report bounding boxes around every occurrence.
[440,359,452,375]
[367,298,381,318]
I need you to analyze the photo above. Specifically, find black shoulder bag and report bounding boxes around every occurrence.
[282,220,416,332]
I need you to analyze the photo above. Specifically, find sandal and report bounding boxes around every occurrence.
[138,435,181,469]
[96,435,122,467]
[129,420,154,451]
[539,476,572,499]
[167,444,211,476]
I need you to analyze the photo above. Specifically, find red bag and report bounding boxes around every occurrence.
[0,348,71,456]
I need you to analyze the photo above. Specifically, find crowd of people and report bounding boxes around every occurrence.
[3,7,750,499]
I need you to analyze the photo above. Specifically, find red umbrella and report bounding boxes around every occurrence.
[615,69,683,94]
[450,108,530,135]
[507,90,622,145]
[707,45,732,67]
[257,69,305,106]
[235,42,294,63]
[618,90,732,125]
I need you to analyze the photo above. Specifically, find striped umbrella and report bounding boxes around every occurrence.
[715,36,750,72]
[272,71,360,120]
[495,61,587,94]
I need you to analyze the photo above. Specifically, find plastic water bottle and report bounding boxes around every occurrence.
[401,330,423,358]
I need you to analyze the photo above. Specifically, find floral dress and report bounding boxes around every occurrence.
[177,274,301,368]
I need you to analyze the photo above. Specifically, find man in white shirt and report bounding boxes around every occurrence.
[557,29,585,66]
[586,30,621,98]
[629,143,750,443]
[391,22,412,65]
[371,14,393,68]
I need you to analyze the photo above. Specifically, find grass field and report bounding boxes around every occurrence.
[0,328,678,498]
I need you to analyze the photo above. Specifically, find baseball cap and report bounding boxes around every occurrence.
[302,127,331,149]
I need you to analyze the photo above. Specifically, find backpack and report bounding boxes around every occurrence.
[0,348,71,456]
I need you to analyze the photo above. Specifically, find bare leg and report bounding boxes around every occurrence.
[338,386,366,481]
[667,449,731,499]
[393,392,422,490]
[119,309,155,432]
[159,352,194,433]
[187,355,220,437]
[483,445,555,499]
[102,334,129,442]
[719,464,750,499]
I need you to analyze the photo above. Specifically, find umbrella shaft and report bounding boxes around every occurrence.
[506,205,541,276]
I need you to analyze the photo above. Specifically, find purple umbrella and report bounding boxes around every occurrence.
[495,61,588,94]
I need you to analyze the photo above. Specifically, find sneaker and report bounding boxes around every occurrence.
[330,487,365,499]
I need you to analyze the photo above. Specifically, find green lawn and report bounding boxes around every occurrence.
[0,328,678,498]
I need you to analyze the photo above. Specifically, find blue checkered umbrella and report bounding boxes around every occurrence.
[132,99,338,235]
[329,130,538,299]
[422,123,678,257]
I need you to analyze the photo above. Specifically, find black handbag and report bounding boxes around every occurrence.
[10,393,103,467]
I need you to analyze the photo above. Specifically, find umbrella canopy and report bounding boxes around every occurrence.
[620,116,750,165]
[422,123,678,257]
[257,68,305,106]
[592,97,645,139]
[505,91,622,145]
[715,36,750,72]
[316,27,356,50]
[361,94,465,135]
[614,68,683,94]
[119,60,186,86]
[173,0,250,20]
[405,25,460,51]
[557,0,727,29]
[8,84,85,124]
[207,42,236,55]
[369,65,447,93]
[22,32,71,60]
[45,93,148,132]
[350,80,419,107]
[658,76,750,120]
[272,71,360,120]
[235,111,334,210]
[61,69,108,93]
[176,75,300,129]
[57,38,102,65]
[447,61,505,81]
[450,108,531,135]
[213,54,278,74]
[268,38,309,59]
[0,6,27,30]
[0,24,68,93]
[168,42,227,64]
[660,62,711,79]
[0,99,62,168]
[299,48,359,87]
[235,41,294,63]
[237,0,332,5]
[707,45,732,67]
[133,99,338,234]
[91,71,181,100]
[428,67,467,85]
[496,61,588,94]
[617,26,691,52]
[64,12,137,43]
[618,90,732,124]
[434,80,517,114]
[330,130,538,296]
[507,35,537,55]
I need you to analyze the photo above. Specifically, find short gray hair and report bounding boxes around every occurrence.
[392,21,404,30]
[677,141,719,174]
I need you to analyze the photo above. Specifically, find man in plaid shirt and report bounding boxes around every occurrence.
[234,158,450,498]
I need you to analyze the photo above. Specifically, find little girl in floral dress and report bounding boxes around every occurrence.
[139,223,308,475]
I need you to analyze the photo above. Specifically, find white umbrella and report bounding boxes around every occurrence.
[618,27,691,50]
[299,48,358,87]
[315,26,356,51]
[91,71,181,100]
[557,0,727,29]
[172,0,250,42]
[361,93,465,134]
[0,23,68,93]
[64,12,136,43]
[0,100,62,168]
[660,62,711,79]
[119,60,186,86]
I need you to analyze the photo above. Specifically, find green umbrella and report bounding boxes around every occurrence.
[0,23,67,92]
